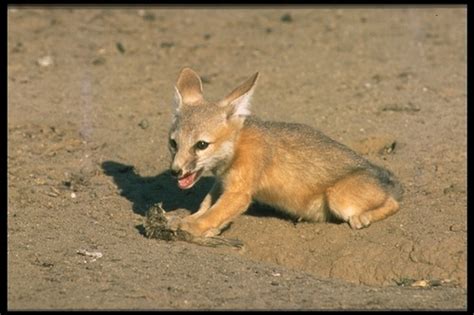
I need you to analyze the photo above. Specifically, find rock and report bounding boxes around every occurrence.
[37,55,54,67]
[138,119,149,129]
[116,42,125,54]
[443,184,465,194]
[280,13,293,23]
[92,57,106,65]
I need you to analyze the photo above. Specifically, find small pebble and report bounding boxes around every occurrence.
[92,57,106,65]
[280,13,293,23]
[443,184,465,194]
[37,56,54,67]
[200,75,211,84]
[449,224,464,232]
[71,192,77,198]
[143,12,156,21]
[430,279,442,286]
[116,42,125,54]
[160,42,174,48]
[138,119,149,129]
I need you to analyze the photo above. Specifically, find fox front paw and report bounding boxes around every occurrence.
[181,218,223,237]
[178,217,204,236]
[165,215,217,237]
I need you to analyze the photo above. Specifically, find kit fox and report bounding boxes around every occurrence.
[166,67,403,237]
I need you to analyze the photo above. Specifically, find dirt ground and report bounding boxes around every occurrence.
[7,7,467,310]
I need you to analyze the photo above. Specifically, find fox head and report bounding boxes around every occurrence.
[168,68,259,189]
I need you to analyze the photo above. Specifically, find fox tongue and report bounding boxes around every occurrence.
[178,172,197,189]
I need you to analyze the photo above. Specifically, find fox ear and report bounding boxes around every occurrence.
[220,72,259,119]
[174,67,204,107]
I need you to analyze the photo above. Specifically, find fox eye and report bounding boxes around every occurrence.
[169,139,177,150]
[195,140,209,150]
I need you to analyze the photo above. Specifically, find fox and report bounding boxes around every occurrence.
[165,67,403,237]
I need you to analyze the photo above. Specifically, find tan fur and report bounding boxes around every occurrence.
[167,67,403,237]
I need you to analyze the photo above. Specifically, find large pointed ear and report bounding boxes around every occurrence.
[219,72,259,119]
[174,67,204,107]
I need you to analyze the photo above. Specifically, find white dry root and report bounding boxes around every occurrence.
[77,249,103,262]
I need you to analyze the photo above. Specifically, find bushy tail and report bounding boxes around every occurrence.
[369,163,404,201]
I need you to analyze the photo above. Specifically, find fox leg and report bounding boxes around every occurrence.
[346,196,400,229]
[176,134,262,237]
[188,181,223,219]
[178,191,252,237]
[325,172,400,229]
[165,182,222,232]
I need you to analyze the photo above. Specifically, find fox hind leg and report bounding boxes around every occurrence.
[348,196,400,229]
[325,172,400,229]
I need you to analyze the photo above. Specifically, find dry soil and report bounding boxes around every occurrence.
[7,7,467,310]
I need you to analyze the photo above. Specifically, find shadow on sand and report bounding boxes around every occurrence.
[101,160,295,221]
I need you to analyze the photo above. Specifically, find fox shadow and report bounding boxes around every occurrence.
[101,161,294,221]
[101,161,212,216]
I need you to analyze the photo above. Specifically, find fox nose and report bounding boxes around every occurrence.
[170,167,183,178]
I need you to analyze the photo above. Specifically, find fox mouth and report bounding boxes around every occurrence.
[177,168,204,190]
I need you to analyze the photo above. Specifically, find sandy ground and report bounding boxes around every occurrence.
[7,7,467,310]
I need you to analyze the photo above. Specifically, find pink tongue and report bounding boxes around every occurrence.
[178,172,197,189]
